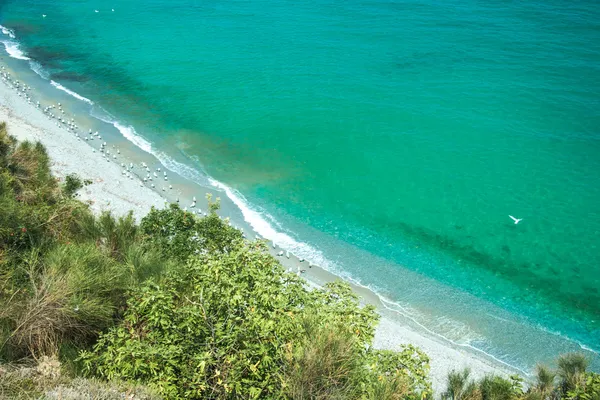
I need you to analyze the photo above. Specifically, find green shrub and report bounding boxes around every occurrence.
[139,196,243,262]
[558,354,590,395]
[565,372,600,400]
[62,174,88,198]
[80,239,430,399]
[0,125,90,257]
[364,346,431,400]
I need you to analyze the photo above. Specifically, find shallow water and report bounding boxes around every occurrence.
[1,0,599,371]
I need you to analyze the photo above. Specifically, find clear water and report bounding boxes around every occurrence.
[1,0,599,372]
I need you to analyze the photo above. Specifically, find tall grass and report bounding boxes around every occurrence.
[443,369,479,400]
[283,318,362,400]
[0,123,167,362]
[557,353,589,393]
[1,243,127,359]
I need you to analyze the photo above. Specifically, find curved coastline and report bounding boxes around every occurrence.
[1,30,599,390]
[0,40,525,392]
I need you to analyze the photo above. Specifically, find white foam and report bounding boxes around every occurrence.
[208,178,332,268]
[0,25,16,39]
[203,176,492,367]
[534,324,600,355]
[156,151,211,186]
[91,111,170,166]
[369,284,530,375]
[579,343,599,355]
[29,61,49,79]
[2,40,29,60]
[111,121,153,153]
[50,80,94,105]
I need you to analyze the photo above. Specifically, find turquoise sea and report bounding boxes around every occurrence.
[1,0,600,372]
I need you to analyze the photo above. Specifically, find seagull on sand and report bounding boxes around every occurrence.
[509,215,523,224]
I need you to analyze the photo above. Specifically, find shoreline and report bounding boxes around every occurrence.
[0,56,518,392]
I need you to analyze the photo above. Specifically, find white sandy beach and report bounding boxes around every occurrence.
[0,79,166,220]
[1,65,515,394]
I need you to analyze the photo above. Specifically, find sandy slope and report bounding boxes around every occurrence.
[0,83,166,220]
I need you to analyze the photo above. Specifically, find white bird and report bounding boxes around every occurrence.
[42,14,47,18]
[95,10,99,13]
[509,215,523,224]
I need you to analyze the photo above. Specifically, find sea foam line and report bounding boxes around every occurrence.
[1,40,29,60]
[29,61,50,79]
[50,80,94,105]
[111,121,152,153]
[0,27,50,80]
[93,111,330,270]
[0,25,16,39]
[91,111,210,187]
[344,275,531,375]
[208,177,333,268]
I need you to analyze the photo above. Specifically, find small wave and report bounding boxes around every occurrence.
[208,178,333,268]
[50,80,94,105]
[111,121,153,153]
[29,61,49,79]
[0,25,16,39]
[1,40,29,60]
[372,288,530,375]
[156,151,212,186]
[90,111,206,185]
[534,324,600,355]
[579,343,599,355]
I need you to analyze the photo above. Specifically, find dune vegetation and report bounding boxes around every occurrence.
[0,120,598,399]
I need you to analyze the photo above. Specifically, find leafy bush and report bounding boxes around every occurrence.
[62,173,91,198]
[81,238,431,399]
[565,372,600,400]
[139,197,243,262]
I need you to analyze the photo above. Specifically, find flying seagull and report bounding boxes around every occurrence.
[509,215,523,224]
